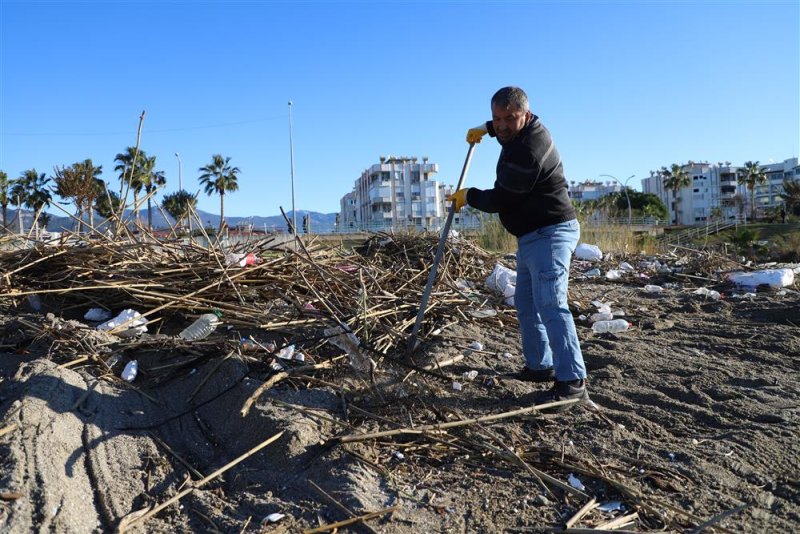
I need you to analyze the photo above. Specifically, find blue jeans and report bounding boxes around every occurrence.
[515,219,586,382]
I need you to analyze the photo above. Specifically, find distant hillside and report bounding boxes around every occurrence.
[4,208,339,234]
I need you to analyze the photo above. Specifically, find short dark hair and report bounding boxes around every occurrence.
[491,86,529,112]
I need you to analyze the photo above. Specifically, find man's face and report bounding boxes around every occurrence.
[491,104,531,143]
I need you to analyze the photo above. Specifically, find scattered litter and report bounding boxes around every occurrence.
[452,381,463,392]
[324,326,374,372]
[668,452,676,461]
[462,370,479,381]
[469,308,497,318]
[97,309,148,337]
[393,451,405,460]
[263,513,285,524]
[567,474,586,491]
[500,352,513,359]
[575,243,603,261]
[643,284,663,294]
[692,287,721,300]
[605,269,622,280]
[178,313,220,341]
[592,319,630,334]
[485,263,516,305]
[619,262,634,271]
[225,252,260,268]
[121,360,138,382]
[276,345,295,360]
[598,501,624,512]
[583,267,601,277]
[589,312,613,323]
[469,341,484,351]
[726,268,794,288]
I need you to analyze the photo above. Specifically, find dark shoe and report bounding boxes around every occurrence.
[534,379,589,412]
[512,366,555,383]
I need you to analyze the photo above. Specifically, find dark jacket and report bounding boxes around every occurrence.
[467,114,576,237]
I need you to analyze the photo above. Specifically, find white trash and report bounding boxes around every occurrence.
[485,263,516,305]
[693,287,721,300]
[567,474,586,491]
[726,268,794,288]
[605,269,622,280]
[121,360,138,382]
[575,243,603,261]
[97,309,148,337]
[643,285,663,293]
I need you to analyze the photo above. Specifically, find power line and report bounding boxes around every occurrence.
[1,114,285,137]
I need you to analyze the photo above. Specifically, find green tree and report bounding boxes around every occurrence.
[140,155,167,229]
[114,146,148,223]
[198,154,240,232]
[0,170,11,231]
[781,178,800,217]
[660,164,691,224]
[737,161,767,220]
[95,184,122,221]
[11,169,52,231]
[53,159,103,232]
[161,190,197,230]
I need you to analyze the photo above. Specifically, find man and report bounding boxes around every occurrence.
[447,86,588,409]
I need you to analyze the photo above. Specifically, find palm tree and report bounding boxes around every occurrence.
[95,184,122,221]
[781,178,800,217]
[161,190,197,230]
[114,147,148,223]
[198,154,240,232]
[0,170,10,232]
[11,169,52,232]
[660,164,691,224]
[139,156,167,229]
[737,161,767,220]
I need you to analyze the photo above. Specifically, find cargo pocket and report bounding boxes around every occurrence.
[538,268,567,308]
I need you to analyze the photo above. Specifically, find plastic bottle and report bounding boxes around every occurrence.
[644,285,663,293]
[592,319,630,334]
[121,360,138,382]
[179,313,221,341]
[590,312,614,323]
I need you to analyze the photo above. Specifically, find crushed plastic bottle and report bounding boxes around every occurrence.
[692,287,721,300]
[591,319,630,334]
[643,285,663,293]
[178,313,221,341]
[276,344,295,360]
[97,309,148,337]
[605,269,622,280]
[589,312,614,323]
[121,360,138,382]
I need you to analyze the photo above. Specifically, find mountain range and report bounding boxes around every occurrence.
[4,208,339,234]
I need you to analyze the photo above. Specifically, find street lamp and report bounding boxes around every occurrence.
[174,152,183,191]
[288,101,298,236]
[600,174,635,225]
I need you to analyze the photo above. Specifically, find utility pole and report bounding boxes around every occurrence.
[288,101,298,236]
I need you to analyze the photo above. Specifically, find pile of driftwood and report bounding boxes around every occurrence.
[0,231,508,365]
[0,231,741,533]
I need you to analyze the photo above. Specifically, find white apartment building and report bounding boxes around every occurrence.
[641,158,799,225]
[568,180,625,202]
[754,158,800,217]
[340,156,471,232]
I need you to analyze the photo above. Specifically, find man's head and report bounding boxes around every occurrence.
[491,86,533,143]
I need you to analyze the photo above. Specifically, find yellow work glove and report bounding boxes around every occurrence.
[466,123,488,144]
[446,188,469,212]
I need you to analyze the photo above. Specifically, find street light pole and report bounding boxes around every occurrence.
[174,152,183,191]
[600,174,635,225]
[288,101,298,236]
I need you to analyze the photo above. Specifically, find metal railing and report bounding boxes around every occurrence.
[657,217,746,247]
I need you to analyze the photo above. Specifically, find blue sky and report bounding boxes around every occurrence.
[1,0,798,217]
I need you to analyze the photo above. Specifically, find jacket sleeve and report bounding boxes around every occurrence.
[466,184,528,214]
